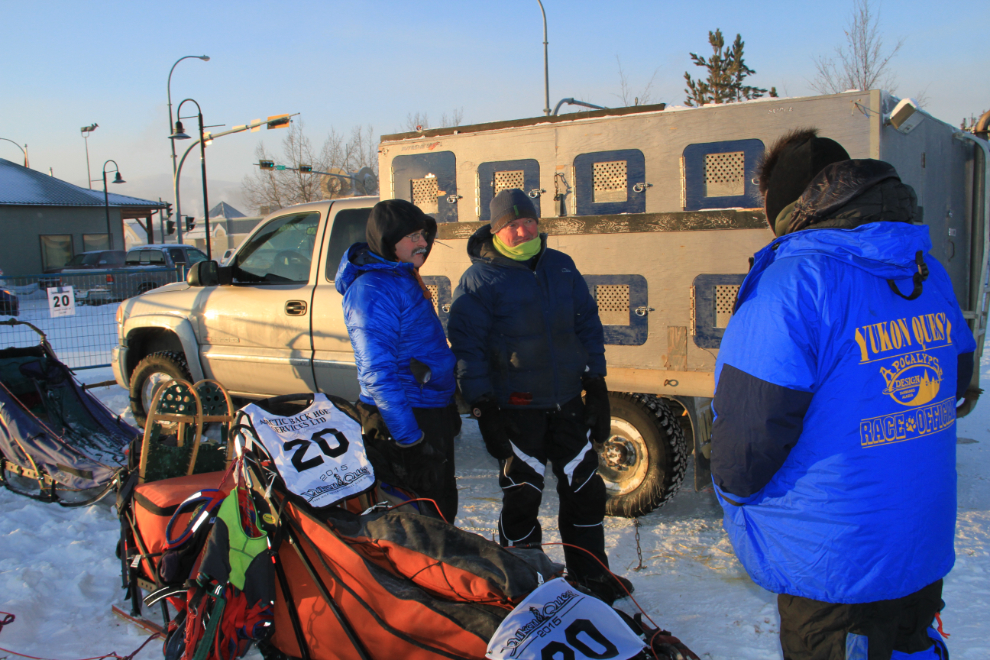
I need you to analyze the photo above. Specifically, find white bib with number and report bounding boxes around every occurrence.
[239,395,374,507]
[486,578,646,660]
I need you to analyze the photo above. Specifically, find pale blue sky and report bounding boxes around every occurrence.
[1,0,986,216]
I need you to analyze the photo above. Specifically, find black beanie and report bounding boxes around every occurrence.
[366,199,436,262]
[489,188,538,234]
[762,130,850,233]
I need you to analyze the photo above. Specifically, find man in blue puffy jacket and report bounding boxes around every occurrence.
[448,188,631,604]
[712,129,975,659]
[336,199,459,522]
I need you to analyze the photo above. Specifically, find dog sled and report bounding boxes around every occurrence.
[115,388,699,660]
[0,319,136,505]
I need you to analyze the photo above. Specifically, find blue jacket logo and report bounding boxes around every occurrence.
[881,354,942,406]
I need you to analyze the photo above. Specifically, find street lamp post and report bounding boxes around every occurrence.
[167,55,210,243]
[171,99,212,259]
[536,0,550,116]
[0,138,29,168]
[81,124,98,189]
[102,160,125,250]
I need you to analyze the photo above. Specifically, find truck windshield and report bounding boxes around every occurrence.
[234,212,320,283]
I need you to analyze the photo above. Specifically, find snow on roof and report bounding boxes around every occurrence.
[0,158,163,208]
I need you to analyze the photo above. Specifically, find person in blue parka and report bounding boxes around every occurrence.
[336,199,459,522]
[711,129,976,659]
[448,188,631,605]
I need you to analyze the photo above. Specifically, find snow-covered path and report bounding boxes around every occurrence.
[1,361,988,659]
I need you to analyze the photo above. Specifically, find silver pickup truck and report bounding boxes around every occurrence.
[114,92,989,518]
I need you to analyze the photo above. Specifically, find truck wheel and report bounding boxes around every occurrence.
[129,351,191,428]
[599,393,688,518]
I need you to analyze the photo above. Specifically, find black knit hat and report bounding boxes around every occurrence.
[489,188,538,234]
[760,129,850,233]
[366,199,436,262]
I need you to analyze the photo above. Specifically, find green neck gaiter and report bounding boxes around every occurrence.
[493,234,541,261]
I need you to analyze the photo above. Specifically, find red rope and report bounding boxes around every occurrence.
[0,610,162,660]
[935,612,950,638]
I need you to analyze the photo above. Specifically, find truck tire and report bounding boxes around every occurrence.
[129,351,191,428]
[600,393,688,518]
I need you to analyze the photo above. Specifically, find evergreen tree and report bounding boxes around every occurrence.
[683,29,777,107]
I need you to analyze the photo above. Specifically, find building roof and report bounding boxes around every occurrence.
[209,201,245,218]
[0,158,164,208]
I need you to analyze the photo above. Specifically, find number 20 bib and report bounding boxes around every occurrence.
[240,394,374,507]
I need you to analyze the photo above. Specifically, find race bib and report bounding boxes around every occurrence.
[239,394,374,507]
[487,578,646,660]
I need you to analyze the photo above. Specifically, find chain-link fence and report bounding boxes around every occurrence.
[0,268,182,369]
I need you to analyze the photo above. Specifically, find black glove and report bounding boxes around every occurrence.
[471,395,513,460]
[356,401,444,494]
[582,376,611,444]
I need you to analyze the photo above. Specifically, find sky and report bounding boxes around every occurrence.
[1,0,987,219]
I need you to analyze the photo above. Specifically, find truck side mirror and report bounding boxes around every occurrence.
[187,260,219,287]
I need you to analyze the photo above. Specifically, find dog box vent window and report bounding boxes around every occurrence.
[593,161,628,203]
[411,177,439,214]
[494,170,525,196]
[715,284,740,328]
[595,284,630,326]
[426,285,439,314]
[682,139,764,211]
[704,152,745,198]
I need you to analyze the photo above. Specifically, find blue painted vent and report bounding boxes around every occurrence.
[692,274,746,348]
[477,159,541,222]
[421,276,452,332]
[391,152,458,223]
[574,149,646,216]
[583,274,648,346]
[682,139,764,211]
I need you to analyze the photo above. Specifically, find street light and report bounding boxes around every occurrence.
[167,55,210,242]
[171,113,296,257]
[171,98,212,259]
[81,123,98,189]
[0,138,29,168]
[102,160,125,250]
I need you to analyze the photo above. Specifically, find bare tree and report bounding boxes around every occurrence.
[811,0,903,94]
[402,109,464,132]
[614,55,660,107]
[241,121,379,215]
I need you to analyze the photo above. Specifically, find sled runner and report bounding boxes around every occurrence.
[0,319,137,504]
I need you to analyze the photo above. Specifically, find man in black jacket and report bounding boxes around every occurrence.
[448,188,631,604]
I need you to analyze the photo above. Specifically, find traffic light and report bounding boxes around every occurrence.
[299,164,313,173]
[166,220,175,235]
[164,202,173,218]
[259,160,275,170]
[267,114,290,130]
[185,216,195,231]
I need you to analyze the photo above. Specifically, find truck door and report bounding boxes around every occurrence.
[311,205,374,400]
[196,210,321,396]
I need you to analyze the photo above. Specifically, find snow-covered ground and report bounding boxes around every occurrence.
[1,357,988,659]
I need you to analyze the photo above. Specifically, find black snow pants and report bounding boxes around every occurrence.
[411,404,460,524]
[777,579,947,660]
[497,395,608,581]
[358,401,460,524]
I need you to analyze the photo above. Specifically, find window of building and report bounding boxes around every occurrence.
[40,235,73,272]
[82,234,110,252]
